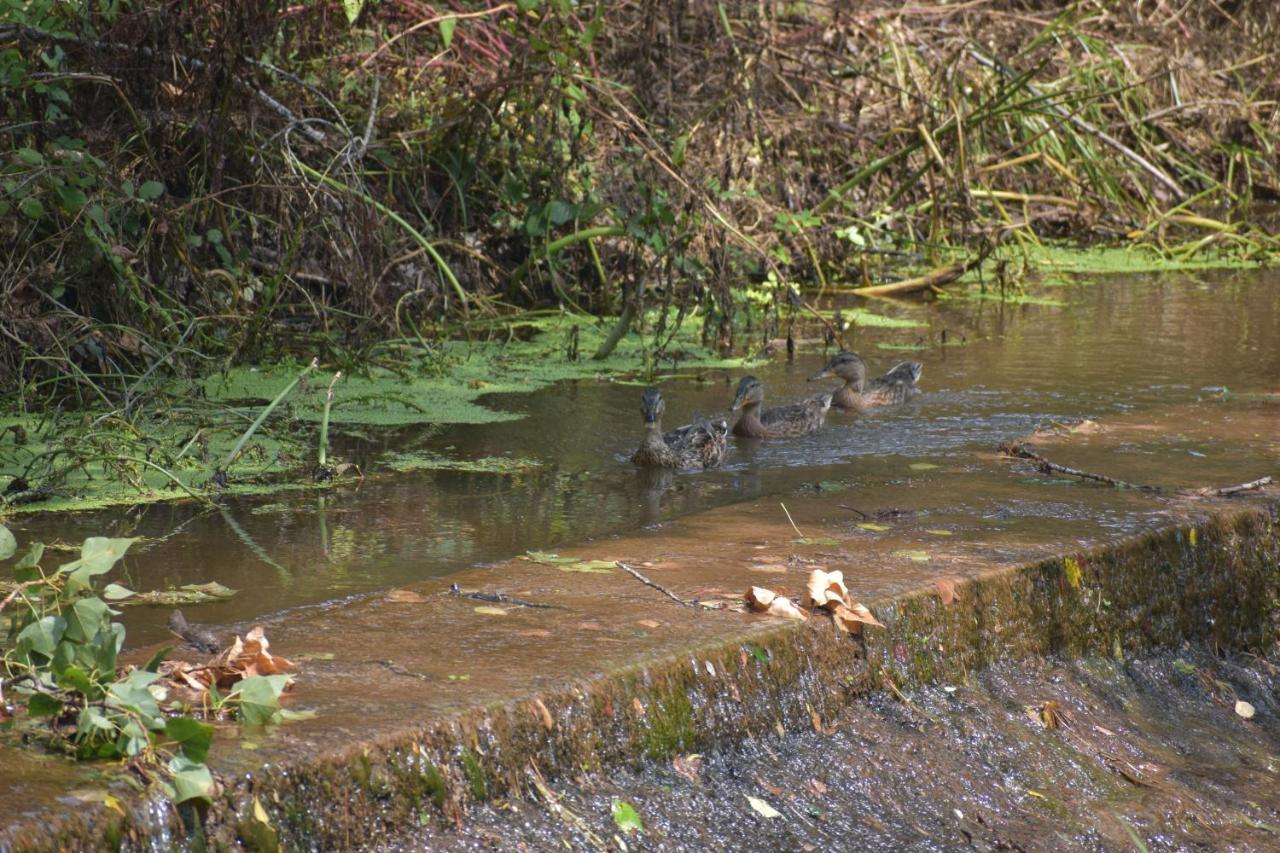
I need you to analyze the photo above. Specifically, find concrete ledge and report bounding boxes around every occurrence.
[2,498,1277,850]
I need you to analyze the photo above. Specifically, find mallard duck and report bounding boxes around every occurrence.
[730,376,832,439]
[631,388,729,469]
[808,351,922,411]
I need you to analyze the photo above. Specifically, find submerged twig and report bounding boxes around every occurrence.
[616,562,696,609]
[1000,442,1274,498]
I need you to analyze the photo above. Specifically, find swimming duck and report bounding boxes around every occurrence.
[808,351,922,411]
[631,387,729,469]
[730,376,832,439]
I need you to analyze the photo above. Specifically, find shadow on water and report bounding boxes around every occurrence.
[8,268,1279,646]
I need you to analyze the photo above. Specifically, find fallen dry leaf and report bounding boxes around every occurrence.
[157,625,294,698]
[831,601,884,633]
[933,578,957,606]
[746,795,782,819]
[387,589,426,603]
[632,697,646,717]
[749,563,789,574]
[807,779,828,796]
[672,754,703,785]
[637,619,661,629]
[803,569,850,610]
[517,629,553,638]
[531,698,554,731]
[1235,700,1256,719]
[473,605,508,616]
[754,774,785,797]
[745,587,808,621]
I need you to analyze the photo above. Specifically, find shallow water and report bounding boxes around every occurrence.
[6,268,1278,647]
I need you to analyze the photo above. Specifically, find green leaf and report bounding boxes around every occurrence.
[142,645,174,673]
[19,197,45,220]
[57,665,98,698]
[612,799,644,835]
[65,596,110,643]
[62,536,136,586]
[28,693,64,717]
[517,0,543,11]
[439,16,456,48]
[524,550,578,564]
[166,716,214,764]
[101,583,135,601]
[15,541,44,579]
[17,615,66,658]
[77,705,115,737]
[16,147,43,166]
[547,200,575,226]
[54,183,87,212]
[0,523,15,560]
[136,180,164,201]
[107,669,163,729]
[341,0,365,24]
[230,674,292,726]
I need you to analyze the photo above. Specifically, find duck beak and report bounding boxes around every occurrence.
[729,389,748,411]
[808,366,833,381]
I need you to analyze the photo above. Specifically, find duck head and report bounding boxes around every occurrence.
[640,387,666,425]
[809,351,867,390]
[730,376,765,411]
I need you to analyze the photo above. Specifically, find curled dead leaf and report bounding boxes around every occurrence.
[803,569,850,610]
[532,698,554,731]
[672,754,703,785]
[831,601,884,633]
[745,587,808,621]
[933,577,957,606]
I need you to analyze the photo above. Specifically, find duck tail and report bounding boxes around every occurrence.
[875,361,923,389]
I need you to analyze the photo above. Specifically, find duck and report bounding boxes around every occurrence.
[730,376,832,439]
[631,387,729,469]
[808,351,922,411]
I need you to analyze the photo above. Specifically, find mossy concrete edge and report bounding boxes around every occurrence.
[3,500,1277,850]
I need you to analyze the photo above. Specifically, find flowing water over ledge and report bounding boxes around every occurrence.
[1,269,1278,849]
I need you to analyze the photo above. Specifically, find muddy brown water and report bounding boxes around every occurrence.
[6,269,1277,650]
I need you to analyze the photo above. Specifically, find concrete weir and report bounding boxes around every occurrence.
[2,489,1276,850]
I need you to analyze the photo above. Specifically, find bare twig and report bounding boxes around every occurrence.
[1000,442,1274,498]
[616,562,696,608]
[0,579,46,616]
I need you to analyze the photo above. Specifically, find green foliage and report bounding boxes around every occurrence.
[0,522,297,805]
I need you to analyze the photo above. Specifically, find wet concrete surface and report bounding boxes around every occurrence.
[400,645,1280,852]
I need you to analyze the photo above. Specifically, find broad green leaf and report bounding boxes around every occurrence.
[57,665,98,699]
[525,550,578,564]
[63,536,136,586]
[102,583,135,601]
[612,799,643,835]
[65,596,110,643]
[95,623,125,675]
[547,200,575,226]
[77,705,114,736]
[0,523,15,560]
[107,669,163,728]
[341,0,365,24]
[19,197,44,219]
[116,718,150,757]
[231,674,292,726]
[16,147,43,165]
[28,692,64,717]
[17,615,66,658]
[136,180,164,201]
[439,16,456,48]
[13,542,43,581]
[55,183,87,212]
[857,522,892,532]
[166,716,214,764]
[143,645,174,673]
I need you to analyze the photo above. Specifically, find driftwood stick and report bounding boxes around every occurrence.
[1182,477,1273,498]
[999,442,1157,491]
[1001,443,1274,499]
[851,241,992,298]
[616,562,696,609]
[0,579,45,616]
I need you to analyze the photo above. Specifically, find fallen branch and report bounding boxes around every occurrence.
[999,442,1274,498]
[851,242,992,297]
[999,442,1157,491]
[616,562,696,609]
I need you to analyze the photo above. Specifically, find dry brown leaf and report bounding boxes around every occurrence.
[386,588,426,603]
[531,698,554,731]
[637,619,661,629]
[517,628,553,638]
[749,563,789,574]
[807,779,829,796]
[933,578,957,606]
[745,586,779,609]
[754,774,785,797]
[672,754,703,785]
[632,697,646,717]
[747,587,808,621]
[831,601,884,633]
[577,620,604,631]
[803,569,850,610]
